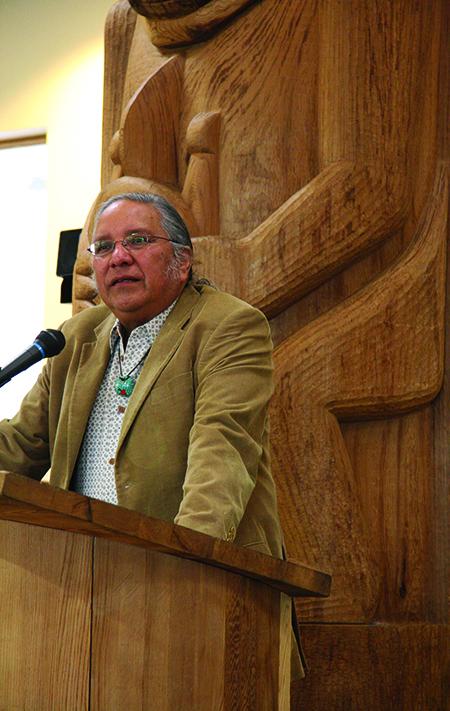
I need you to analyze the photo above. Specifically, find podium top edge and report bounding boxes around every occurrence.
[0,471,331,598]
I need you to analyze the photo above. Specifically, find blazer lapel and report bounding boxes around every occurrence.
[64,314,114,480]
[118,283,201,449]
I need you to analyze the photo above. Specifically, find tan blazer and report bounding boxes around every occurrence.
[0,282,283,558]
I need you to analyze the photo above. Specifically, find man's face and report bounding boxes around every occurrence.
[92,199,191,332]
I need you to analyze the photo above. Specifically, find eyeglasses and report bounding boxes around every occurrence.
[87,234,175,258]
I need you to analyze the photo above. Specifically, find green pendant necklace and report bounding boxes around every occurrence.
[114,374,136,397]
[114,345,150,398]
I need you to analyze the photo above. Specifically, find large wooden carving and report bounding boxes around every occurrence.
[73,1,448,707]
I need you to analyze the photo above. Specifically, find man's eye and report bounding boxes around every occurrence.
[127,235,149,247]
[95,241,113,254]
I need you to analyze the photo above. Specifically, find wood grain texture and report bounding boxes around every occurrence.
[293,623,449,711]
[194,161,405,317]
[91,537,287,710]
[101,0,137,186]
[182,110,221,234]
[116,54,184,181]
[131,0,256,47]
[271,168,447,621]
[341,407,442,624]
[0,521,91,710]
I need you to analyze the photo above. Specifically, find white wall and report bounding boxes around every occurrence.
[0,0,113,328]
[0,143,47,418]
[0,0,114,414]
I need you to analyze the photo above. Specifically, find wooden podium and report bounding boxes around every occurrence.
[0,472,330,710]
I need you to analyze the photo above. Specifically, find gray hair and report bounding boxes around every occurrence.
[94,191,193,279]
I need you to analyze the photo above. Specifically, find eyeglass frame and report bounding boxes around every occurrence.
[87,233,184,258]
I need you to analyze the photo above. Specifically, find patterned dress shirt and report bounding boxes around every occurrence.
[71,302,176,503]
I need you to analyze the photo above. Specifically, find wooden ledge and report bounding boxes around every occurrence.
[0,471,331,598]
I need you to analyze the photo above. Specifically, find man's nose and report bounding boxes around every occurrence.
[109,240,133,264]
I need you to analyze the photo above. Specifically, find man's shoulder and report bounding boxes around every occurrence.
[173,281,271,347]
[60,304,114,341]
[192,280,266,321]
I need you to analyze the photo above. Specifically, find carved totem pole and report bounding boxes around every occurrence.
[73,1,448,707]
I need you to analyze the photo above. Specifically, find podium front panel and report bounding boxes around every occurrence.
[0,512,292,709]
[90,538,290,711]
[0,520,91,710]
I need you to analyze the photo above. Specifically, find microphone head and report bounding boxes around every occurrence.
[35,329,66,358]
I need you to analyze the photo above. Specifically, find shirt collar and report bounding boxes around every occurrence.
[108,300,177,354]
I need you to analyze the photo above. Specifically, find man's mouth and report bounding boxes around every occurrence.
[110,276,140,287]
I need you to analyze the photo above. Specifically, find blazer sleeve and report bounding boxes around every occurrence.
[174,303,273,540]
[0,363,51,479]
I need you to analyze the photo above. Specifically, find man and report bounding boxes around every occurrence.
[0,192,283,557]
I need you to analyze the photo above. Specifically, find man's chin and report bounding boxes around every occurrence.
[103,293,146,318]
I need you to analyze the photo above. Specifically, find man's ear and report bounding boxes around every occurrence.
[180,248,194,280]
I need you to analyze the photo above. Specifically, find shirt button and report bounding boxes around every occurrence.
[117,405,126,414]
[108,457,115,465]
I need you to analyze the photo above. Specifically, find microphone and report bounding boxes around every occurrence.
[0,329,66,388]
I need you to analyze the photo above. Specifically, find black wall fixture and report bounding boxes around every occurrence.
[57,229,81,303]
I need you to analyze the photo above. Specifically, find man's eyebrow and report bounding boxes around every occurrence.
[93,228,149,240]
